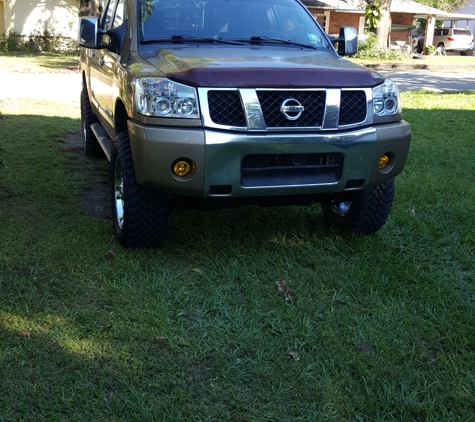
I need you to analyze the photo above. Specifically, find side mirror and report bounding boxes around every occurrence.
[331,26,358,56]
[78,17,100,49]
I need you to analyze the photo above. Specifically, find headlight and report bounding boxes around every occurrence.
[135,78,199,118]
[372,78,401,117]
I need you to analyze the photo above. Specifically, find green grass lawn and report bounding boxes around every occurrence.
[0,51,79,73]
[350,53,475,68]
[1,89,475,421]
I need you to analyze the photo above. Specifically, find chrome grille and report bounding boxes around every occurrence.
[207,90,246,127]
[203,88,369,130]
[257,91,325,128]
[339,91,367,125]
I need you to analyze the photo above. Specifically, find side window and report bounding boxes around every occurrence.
[112,0,126,28]
[103,0,119,31]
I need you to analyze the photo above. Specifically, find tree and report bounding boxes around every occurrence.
[79,0,102,17]
[364,0,392,48]
[414,0,471,12]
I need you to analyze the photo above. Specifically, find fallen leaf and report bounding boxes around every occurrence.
[103,250,116,260]
[275,277,287,293]
[285,290,299,306]
[275,277,299,306]
[288,351,300,361]
[358,339,374,356]
[18,330,31,338]
[410,208,416,217]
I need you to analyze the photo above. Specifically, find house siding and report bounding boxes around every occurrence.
[391,13,414,43]
[5,0,78,38]
[329,12,363,35]
[308,8,364,35]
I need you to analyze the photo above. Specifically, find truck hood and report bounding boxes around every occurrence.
[141,45,383,89]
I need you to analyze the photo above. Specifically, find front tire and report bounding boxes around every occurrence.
[80,87,103,158]
[321,180,395,234]
[110,131,169,247]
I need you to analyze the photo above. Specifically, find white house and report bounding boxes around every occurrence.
[1,0,78,38]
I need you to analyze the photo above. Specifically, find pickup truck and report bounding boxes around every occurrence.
[78,0,411,247]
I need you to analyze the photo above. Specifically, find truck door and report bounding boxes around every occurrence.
[89,0,120,131]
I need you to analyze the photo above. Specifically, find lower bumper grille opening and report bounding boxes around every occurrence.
[241,153,343,187]
[345,179,365,190]
[209,185,233,195]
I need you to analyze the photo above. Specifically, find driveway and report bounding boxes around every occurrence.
[380,70,475,92]
[0,72,81,104]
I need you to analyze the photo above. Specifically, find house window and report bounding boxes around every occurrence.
[314,11,330,33]
[358,16,369,34]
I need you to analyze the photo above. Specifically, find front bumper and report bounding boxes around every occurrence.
[128,120,411,198]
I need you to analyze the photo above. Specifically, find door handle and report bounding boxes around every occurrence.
[99,58,105,66]
[91,51,96,58]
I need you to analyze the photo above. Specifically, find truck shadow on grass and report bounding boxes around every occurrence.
[63,132,111,221]
[63,130,396,252]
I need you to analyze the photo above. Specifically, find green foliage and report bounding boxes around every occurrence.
[0,29,78,53]
[414,17,444,35]
[0,30,25,52]
[414,0,470,12]
[364,1,381,33]
[353,32,406,60]
[425,44,436,53]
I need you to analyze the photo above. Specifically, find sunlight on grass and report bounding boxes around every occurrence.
[0,51,79,73]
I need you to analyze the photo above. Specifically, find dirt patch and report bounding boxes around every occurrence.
[63,132,111,221]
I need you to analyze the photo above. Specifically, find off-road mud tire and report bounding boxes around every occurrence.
[110,131,169,248]
[80,87,103,158]
[321,179,395,234]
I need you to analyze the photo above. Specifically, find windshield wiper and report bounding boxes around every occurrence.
[142,34,244,45]
[249,36,319,50]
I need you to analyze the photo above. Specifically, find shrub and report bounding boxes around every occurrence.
[3,30,26,52]
[1,29,78,53]
[353,31,406,60]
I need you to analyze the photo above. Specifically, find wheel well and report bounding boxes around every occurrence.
[114,101,129,134]
[437,42,444,48]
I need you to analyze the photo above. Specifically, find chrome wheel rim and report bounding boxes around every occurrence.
[81,121,86,148]
[80,102,87,149]
[114,159,125,230]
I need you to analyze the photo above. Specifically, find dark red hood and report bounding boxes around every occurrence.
[142,45,384,89]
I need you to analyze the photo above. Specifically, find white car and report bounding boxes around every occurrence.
[413,28,474,55]
[433,28,473,55]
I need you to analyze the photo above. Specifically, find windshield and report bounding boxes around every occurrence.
[139,0,329,49]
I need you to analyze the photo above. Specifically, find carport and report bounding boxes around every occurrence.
[414,9,475,52]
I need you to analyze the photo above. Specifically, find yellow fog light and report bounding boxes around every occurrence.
[172,159,195,177]
[379,154,390,170]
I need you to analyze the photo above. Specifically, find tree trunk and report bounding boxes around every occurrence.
[79,0,103,17]
[376,0,392,48]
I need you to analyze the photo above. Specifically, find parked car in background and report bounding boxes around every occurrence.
[413,28,474,55]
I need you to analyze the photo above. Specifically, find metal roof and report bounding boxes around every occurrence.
[301,0,475,20]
